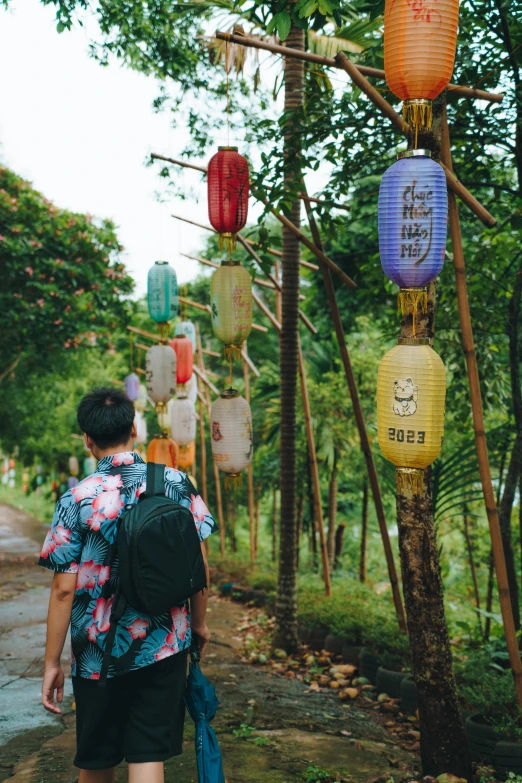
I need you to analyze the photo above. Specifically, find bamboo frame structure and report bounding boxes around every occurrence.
[301,182,406,630]
[196,323,226,557]
[214,31,504,103]
[242,344,257,564]
[440,113,522,707]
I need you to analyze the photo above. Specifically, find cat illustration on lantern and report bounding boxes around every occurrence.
[393,378,418,417]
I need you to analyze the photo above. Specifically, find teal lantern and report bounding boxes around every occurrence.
[147,261,179,324]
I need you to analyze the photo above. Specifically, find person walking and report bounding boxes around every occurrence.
[39,387,217,783]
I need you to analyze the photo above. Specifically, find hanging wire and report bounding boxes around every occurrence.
[229,353,233,388]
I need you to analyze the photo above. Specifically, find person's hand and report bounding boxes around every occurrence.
[42,664,65,714]
[191,622,211,657]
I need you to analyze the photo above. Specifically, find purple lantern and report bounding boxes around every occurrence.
[67,476,79,490]
[378,150,448,296]
[124,372,140,402]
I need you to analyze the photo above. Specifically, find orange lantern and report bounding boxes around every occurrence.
[169,335,194,388]
[146,436,179,469]
[384,0,459,133]
[178,441,196,472]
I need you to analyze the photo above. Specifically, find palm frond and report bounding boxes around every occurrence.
[307,18,382,58]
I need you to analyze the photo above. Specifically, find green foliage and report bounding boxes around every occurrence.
[0,165,133,374]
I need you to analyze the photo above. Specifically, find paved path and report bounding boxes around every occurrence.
[0,504,416,783]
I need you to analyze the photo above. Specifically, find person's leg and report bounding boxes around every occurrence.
[78,769,116,783]
[128,762,164,783]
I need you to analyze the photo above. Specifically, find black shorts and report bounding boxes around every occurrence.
[72,651,188,769]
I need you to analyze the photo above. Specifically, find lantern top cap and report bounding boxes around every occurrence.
[398,149,432,160]
[154,260,170,265]
[397,337,431,346]
[217,146,239,152]
[220,387,240,399]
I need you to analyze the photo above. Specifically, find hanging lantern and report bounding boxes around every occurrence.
[157,399,173,434]
[124,372,140,402]
[134,383,148,414]
[378,150,448,319]
[384,0,459,133]
[147,261,179,330]
[186,373,198,406]
[175,320,197,352]
[67,476,79,490]
[146,345,177,416]
[178,441,196,472]
[69,456,79,477]
[208,147,249,252]
[171,397,197,447]
[147,436,178,469]
[377,338,446,494]
[134,411,148,445]
[210,262,252,360]
[210,388,253,489]
[170,335,194,389]
[83,455,97,476]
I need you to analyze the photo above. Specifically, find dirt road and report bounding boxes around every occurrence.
[0,503,416,783]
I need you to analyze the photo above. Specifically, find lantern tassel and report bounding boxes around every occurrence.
[224,472,243,492]
[218,232,237,254]
[224,344,243,362]
[396,467,425,497]
[398,288,428,318]
[403,99,433,141]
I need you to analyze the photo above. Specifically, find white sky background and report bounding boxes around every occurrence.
[0,2,331,298]
[0,1,213,297]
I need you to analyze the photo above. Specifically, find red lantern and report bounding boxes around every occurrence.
[208,147,249,252]
[170,334,194,387]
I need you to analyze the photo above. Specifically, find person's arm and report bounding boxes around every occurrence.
[42,572,77,714]
[189,542,211,656]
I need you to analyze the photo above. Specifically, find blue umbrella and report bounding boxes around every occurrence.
[185,643,225,783]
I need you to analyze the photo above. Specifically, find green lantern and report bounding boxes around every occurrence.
[147,261,179,325]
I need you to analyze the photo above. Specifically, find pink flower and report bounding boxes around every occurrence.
[76,560,101,590]
[52,525,71,546]
[71,474,104,502]
[136,482,146,498]
[154,645,175,662]
[165,631,180,650]
[127,618,149,640]
[87,511,105,531]
[87,623,99,643]
[170,606,189,641]
[190,494,209,524]
[40,530,56,559]
[98,566,110,586]
[89,672,100,681]
[68,562,80,574]
[53,319,63,326]
[102,474,123,491]
[25,266,33,276]
[91,489,123,520]
[0,235,4,241]
[112,453,134,466]
[36,299,45,307]
[93,597,113,633]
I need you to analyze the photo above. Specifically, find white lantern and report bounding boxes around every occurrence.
[69,456,79,476]
[186,373,198,405]
[134,412,148,445]
[210,389,253,488]
[135,383,148,413]
[146,344,177,404]
[171,397,197,447]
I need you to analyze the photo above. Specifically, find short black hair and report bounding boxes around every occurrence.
[77,387,135,450]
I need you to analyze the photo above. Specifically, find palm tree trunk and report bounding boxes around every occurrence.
[274,23,304,652]
[327,459,338,570]
[360,479,368,582]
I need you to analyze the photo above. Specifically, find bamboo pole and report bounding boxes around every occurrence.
[441,111,522,707]
[301,183,406,631]
[182,252,277,290]
[196,324,225,557]
[213,31,504,104]
[298,336,331,597]
[193,365,220,396]
[243,344,257,564]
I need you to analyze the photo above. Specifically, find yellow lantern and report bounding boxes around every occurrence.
[210,262,252,360]
[210,388,253,489]
[377,338,446,492]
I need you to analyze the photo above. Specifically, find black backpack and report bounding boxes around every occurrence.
[100,462,207,684]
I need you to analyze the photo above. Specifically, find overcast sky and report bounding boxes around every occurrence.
[0,1,214,297]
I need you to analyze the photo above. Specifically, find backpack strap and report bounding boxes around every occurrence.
[98,588,127,687]
[145,462,166,497]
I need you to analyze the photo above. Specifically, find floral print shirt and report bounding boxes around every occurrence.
[39,452,217,680]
